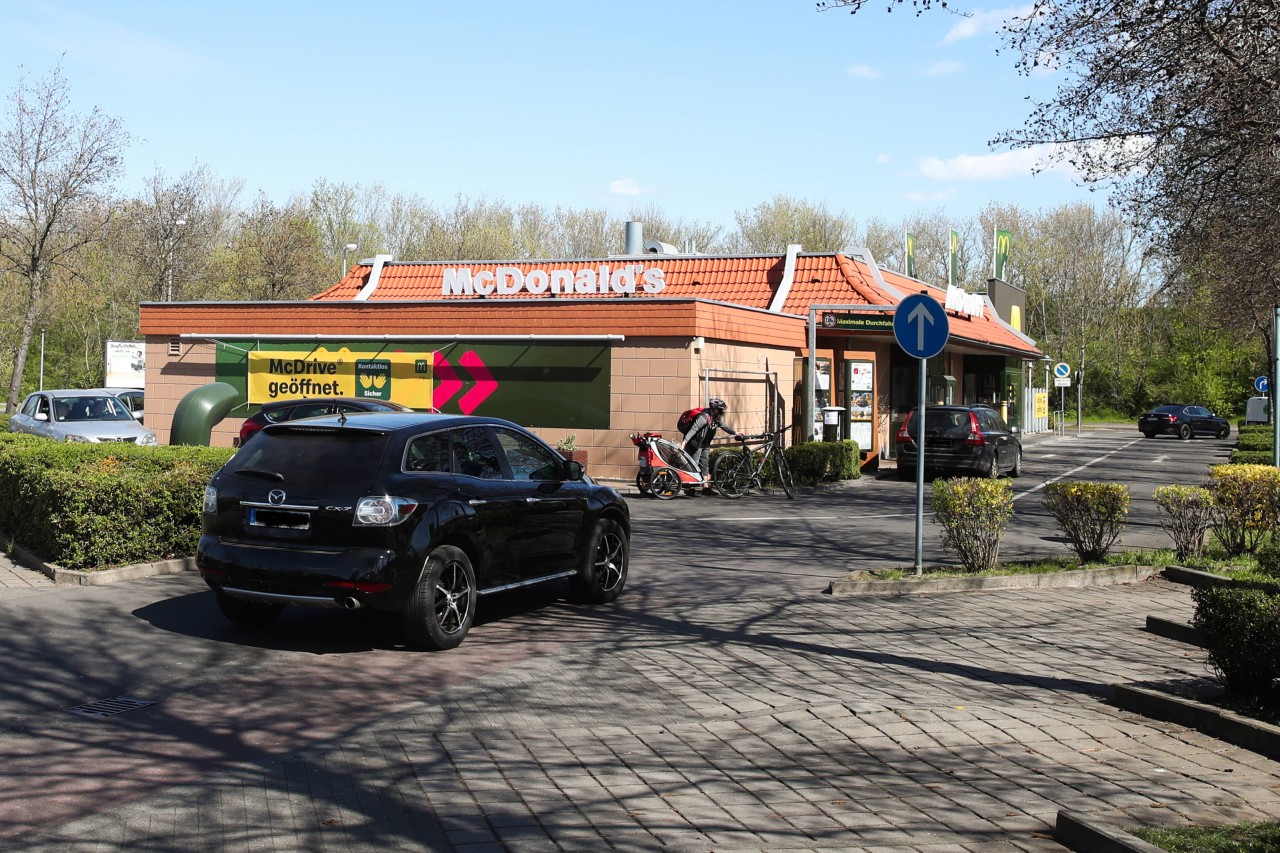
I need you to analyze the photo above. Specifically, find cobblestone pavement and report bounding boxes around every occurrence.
[0,552,54,596]
[6,576,1280,852]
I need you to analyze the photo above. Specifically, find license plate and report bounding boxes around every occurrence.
[247,508,311,530]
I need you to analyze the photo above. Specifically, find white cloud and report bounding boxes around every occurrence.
[846,63,879,79]
[607,177,647,196]
[920,60,964,76]
[876,154,892,165]
[941,5,1034,44]
[916,144,1071,181]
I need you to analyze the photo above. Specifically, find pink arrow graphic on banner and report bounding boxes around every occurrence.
[457,351,497,414]
[433,353,463,410]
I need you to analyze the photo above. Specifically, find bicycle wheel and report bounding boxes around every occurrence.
[635,470,652,496]
[649,467,680,500]
[713,451,751,499]
[773,446,795,499]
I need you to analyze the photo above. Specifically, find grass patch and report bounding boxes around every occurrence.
[1131,819,1280,852]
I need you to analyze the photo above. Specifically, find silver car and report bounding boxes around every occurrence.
[10,389,159,445]
[98,387,145,423]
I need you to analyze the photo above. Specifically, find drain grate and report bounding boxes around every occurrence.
[69,696,157,719]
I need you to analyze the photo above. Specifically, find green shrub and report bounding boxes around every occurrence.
[1192,585,1280,714]
[0,437,233,569]
[1207,464,1280,556]
[1231,450,1277,465]
[1239,424,1276,437]
[931,477,1014,572]
[1153,484,1216,562]
[1258,539,1280,580]
[1041,481,1130,563]
[786,440,859,485]
[1236,432,1276,452]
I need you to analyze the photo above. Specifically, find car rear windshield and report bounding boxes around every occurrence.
[908,409,974,438]
[223,427,392,491]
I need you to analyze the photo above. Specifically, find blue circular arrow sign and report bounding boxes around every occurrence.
[1257,375,1270,394]
[893,294,949,359]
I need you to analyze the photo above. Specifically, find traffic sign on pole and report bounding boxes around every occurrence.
[1256,375,1270,394]
[1053,362,1071,379]
[893,294,950,359]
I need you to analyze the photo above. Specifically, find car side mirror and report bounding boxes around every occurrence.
[35,412,48,422]
[565,460,585,481]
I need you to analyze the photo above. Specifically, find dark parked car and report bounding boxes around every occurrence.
[1138,404,1230,439]
[236,397,415,445]
[895,404,1022,480]
[198,412,630,650]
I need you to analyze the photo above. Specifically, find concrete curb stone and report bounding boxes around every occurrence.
[1055,810,1167,853]
[828,563,1161,596]
[1113,683,1280,763]
[3,535,195,586]
[1143,615,1203,647]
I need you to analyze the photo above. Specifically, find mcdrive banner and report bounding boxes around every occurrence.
[217,340,611,429]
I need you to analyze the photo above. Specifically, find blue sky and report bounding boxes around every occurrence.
[2,0,1103,229]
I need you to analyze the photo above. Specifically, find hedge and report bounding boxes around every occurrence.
[0,433,233,570]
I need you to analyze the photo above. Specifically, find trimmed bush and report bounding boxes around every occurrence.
[1258,539,1280,580]
[1041,481,1130,563]
[1231,449,1277,465]
[1192,585,1280,714]
[1207,464,1280,556]
[931,477,1014,572]
[0,435,232,570]
[1236,432,1276,452]
[786,440,860,485]
[1153,484,1216,562]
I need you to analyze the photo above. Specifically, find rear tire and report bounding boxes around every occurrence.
[570,519,628,604]
[1141,430,1156,438]
[635,471,652,496]
[1218,425,1230,439]
[773,448,795,499]
[214,589,283,627]
[649,467,680,500]
[403,545,476,651]
[713,451,750,498]
[1179,423,1193,440]
[896,463,915,481]
[1010,447,1022,478]
[986,451,1000,479]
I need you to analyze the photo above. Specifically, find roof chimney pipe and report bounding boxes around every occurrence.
[624,221,643,255]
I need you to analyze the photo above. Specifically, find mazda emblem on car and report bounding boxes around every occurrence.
[268,489,286,505]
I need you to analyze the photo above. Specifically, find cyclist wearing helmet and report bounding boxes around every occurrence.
[680,398,738,495]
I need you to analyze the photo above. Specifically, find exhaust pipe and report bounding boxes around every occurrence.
[339,596,363,610]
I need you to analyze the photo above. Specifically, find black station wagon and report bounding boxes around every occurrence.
[197,412,630,650]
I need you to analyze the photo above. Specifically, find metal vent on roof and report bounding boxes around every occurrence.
[69,695,157,719]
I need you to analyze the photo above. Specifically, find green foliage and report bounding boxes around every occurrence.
[1231,450,1277,465]
[0,436,233,570]
[1132,819,1280,853]
[1257,539,1280,580]
[1153,484,1215,562]
[930,477,1014,572]
[1192,585,1280,715]
[786,441,859,485]
[1207,464,1280,556]
[1041,481,1130,562]
[1236,431,1276,451]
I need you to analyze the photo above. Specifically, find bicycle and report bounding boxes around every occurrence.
[712,427,795,499]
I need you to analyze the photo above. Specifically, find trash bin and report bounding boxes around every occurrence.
[821,406,844,442]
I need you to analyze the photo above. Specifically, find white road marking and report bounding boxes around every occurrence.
[1011,437,1145,502]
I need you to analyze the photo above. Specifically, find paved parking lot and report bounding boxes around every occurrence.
[3,565,1279,852]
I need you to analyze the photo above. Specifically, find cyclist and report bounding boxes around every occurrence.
[680,398,739,495]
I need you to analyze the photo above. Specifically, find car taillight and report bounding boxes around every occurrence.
[238,419,262,444]
[354,496,419,526]
[1167,415,1178,423]
[965,412,986,446]
[896,413,914,444]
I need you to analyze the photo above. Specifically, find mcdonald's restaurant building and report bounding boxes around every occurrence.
[138,229,1044,485]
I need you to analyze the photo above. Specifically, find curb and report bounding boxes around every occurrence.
[1112,684,1280,762]
[5,537,196,586]
[1143,615,1203,647]
[1055,810,1166,853]
[1162,565,1279,592]
[828,564,1160,597]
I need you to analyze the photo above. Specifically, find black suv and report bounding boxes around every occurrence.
[895,404,1022,480]
[198,412,630,650]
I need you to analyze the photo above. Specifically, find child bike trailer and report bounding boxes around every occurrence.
[629,432,703,499]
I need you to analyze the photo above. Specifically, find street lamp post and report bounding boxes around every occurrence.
[341,242,358,278]
[165,218,187,302]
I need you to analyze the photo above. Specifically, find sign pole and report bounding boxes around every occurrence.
[1273,305,1279,468]
[915,357,927,575]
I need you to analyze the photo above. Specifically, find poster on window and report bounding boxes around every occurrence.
[847,360,874,452]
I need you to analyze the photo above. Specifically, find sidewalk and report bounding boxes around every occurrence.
[5,577,1279,852]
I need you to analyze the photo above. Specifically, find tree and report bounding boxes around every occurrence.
[732,195,856,253]
[0,65,127,411]
[232,193,330,300]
